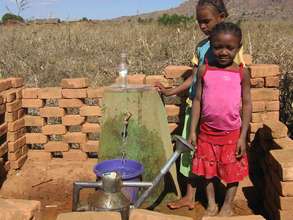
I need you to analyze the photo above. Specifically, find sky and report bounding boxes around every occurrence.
[0,0,184,20]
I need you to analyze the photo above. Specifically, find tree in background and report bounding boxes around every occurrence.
[1,0,29,23]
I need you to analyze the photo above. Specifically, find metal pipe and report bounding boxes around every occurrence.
[134,150,181,208]
[122,182,153,188]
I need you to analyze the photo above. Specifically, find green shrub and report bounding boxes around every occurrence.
[158,13,194,26]
[2,13,24,23]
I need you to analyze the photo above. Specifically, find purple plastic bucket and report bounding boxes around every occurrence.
[93,159,144,203]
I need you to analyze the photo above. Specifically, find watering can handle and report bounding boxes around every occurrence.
[72,181,102,211]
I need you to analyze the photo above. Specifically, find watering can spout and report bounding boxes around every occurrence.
[172,135,194,154]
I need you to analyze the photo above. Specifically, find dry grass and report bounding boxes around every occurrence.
[0,20,292,131]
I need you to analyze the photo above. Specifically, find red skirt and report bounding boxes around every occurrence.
[192,123,248,183]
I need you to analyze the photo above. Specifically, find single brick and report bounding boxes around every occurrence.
[28,150,52,160]
[80,106,102,116]
[39,107,65,117]
[266,101,280,111]
[6,99,22,112]
[263,112,280,122]
[252,101,265,113]
[62,115,85,126]
[7,128,26,142]
[0,79,12,92]
[280,181,293,197]
[8,118,25,132]
[249,64,280,78]
[5,111,17,122]
[17,108,25,119]
[168,123,178,133]
[62,89,87,98]
[252,112,279,123]
[81,123,101,133]
[251,88,279,101]
[274,138,293,149]
[250,122,263,133]
[202,216,264,220]
[38,87,62,99]
[0,104,5,114]
[81,141,99,153]
[1,88,16,103]
[58,99,84,108]
[270,149,293,181]
[22,88,39,99]
[250,78,264,88]
[63,132,87,144]
[8,77,24,88]
[87,87,104,98]
[163,65,193,79]
[0,142,8,157]
[26,133,48,144]
[57,212,121,220]
[8,136,26,152]
[127,74,146,84]
[145,75,170,87]
[279,196,293,211]
[44,141,69,152]
[24,116,45,127]
[22,99,44,108]
[8,149,22,161]
[263,120,288,139]
[42,125,66,135]
[63,150,88,161]
[10,154,27,169]
[60,78,89,89]
[265,76,279,88]
[0,122,8,137]
[165,105,180,117]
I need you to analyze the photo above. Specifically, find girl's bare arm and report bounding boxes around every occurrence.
[236,68,252,158]
[188,65,205,144]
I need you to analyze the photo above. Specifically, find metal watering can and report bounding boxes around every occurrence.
[72,135,194,220]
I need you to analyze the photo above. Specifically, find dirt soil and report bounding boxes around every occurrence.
[0,158,254,220]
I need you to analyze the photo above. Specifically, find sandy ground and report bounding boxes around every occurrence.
[0,157,254,220]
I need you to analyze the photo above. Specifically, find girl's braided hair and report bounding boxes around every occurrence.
[210,22,242,43]
[197,0,229,17]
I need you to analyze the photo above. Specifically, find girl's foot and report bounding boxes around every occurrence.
[218,205,234,217]
[204,204,218,216]
[167,197,195,210]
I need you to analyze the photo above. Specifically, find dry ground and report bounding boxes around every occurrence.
[0,156,255,220]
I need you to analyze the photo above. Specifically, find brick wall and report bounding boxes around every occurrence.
[22,78,103,161]
[0,78,25,171]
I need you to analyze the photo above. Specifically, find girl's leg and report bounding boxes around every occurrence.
[219,182,239,216]
[205,179,218,216]
[167,183,196,209]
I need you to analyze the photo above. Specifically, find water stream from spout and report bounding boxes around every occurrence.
[121,112,132,165]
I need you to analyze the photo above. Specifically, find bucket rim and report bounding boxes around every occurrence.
[93,159,144,180]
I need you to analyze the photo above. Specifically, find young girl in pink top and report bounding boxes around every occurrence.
[189,22,252,217]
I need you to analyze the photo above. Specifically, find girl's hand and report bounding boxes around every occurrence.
[154,82,167,94]
[188,132,197,150]
[236,137,247,159]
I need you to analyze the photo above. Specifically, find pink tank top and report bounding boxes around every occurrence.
[201,62,243,131]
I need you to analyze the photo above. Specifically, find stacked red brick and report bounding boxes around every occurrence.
[264,149,293,220]
[22,78,103,161]
[2,78,26,170]
[249,64,280,142]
